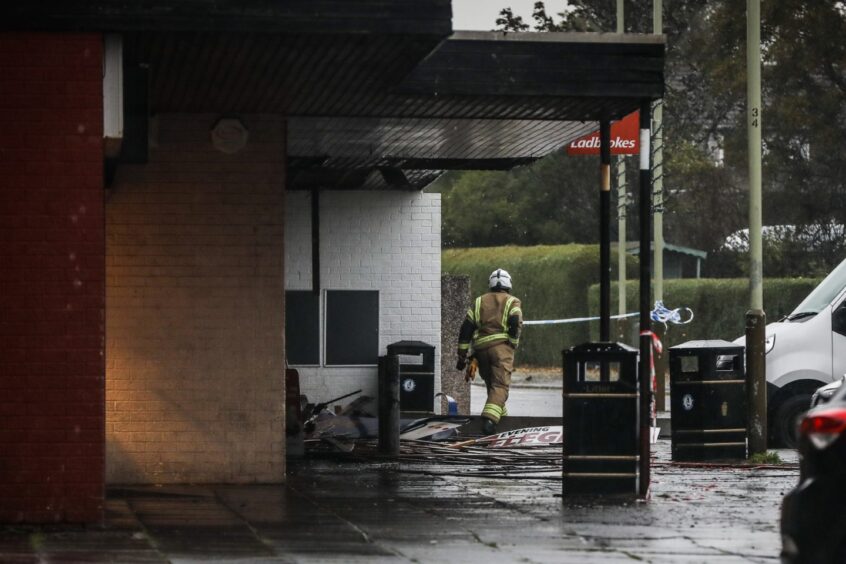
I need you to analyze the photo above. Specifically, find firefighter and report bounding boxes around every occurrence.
[456,268,523,435]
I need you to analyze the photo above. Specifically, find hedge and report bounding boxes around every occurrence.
[587,278,822,350]
[442,245,637,367]
[443,245,823,367]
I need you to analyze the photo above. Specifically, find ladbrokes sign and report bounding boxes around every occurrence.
[566,111,639,156]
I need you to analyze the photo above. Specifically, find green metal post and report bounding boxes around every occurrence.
[617,0,624,34]
[652,0,668,412]
[746,0,767,456]
[652,0,664,304]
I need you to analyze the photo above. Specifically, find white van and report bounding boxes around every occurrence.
[736,258,846,447]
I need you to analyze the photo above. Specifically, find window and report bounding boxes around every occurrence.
[285,290,380,366]
[834,302,846,337]
[285,291,320,365]
[325,290,379,365]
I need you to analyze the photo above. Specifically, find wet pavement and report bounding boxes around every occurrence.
[471,367,563,417]
[0,440,798,563]
[473,383,562,417]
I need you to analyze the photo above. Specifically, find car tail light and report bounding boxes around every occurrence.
[800,408,846,449]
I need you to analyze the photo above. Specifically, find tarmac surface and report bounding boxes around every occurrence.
[472,378,562,417]
[0,440,798,563]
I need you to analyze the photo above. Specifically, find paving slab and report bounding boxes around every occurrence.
[0,440,798,563]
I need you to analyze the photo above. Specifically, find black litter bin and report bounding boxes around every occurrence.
[669,340,747,461]
[386,340,435,412]
[563,342,639,497]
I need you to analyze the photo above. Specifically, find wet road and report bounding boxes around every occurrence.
[472,382,562,416]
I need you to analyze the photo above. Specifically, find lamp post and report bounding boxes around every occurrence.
[746,0,767,456]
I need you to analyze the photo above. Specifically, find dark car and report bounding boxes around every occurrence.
[781,383,846,563]
[811,376,845,408]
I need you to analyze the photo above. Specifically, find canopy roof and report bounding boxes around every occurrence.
[2,1,665,190]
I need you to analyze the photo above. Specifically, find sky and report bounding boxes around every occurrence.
[451,0,541,31]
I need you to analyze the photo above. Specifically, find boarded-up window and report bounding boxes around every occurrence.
[325,290,379,365]
[285,291,320,365]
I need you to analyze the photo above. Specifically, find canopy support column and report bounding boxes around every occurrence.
[638,102,653,498]
[599,119,612,341]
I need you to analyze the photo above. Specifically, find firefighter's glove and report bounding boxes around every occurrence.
[456,356,467,371]
[465,358,478,383]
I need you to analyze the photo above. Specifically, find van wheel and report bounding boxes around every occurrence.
[774,395,811,448]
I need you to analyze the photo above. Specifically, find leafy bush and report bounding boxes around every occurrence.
[587,277,822,349]
[442,245,637,366]
[748,451,783,465]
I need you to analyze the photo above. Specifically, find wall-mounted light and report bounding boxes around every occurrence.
[211,118,249,154]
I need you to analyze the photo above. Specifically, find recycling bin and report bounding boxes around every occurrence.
[669,340,747,461]
[563,342,639,497]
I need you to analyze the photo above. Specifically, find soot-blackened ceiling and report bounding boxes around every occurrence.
[1,2,665,190]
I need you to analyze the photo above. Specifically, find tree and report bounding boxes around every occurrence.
[434,3,846,273]
[444,0,846,277]
[691,1,846,276]
[475,1,747,255]
[435,152,601,247]
[494,7,529,31]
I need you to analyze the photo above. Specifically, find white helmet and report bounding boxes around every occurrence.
[488,268,512,291]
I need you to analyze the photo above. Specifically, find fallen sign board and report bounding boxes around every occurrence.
[400,418,468,441]
[484,426,563,448]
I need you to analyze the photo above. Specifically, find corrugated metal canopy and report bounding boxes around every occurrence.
[1,1,665,191]
[287,117,596,190]
[284,32,664,190]
[122,32,445,117]
[121,31,662,120]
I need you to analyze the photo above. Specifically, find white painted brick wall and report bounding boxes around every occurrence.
[285,191,442,409]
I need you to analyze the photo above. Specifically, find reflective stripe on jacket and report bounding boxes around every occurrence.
[460,292,523,351]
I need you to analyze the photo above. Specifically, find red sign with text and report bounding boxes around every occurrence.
[566,111,640,156]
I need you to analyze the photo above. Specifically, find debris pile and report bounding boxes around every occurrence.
[388,439,563,480]
[293,386,563,479]
[305,434,563,480]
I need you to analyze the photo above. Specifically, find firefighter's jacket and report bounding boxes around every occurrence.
[457,291,523,355]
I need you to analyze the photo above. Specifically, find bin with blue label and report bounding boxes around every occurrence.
[387,340,435,413]
[669,340,747,461]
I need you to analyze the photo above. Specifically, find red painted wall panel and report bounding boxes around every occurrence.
[0,33,105,523]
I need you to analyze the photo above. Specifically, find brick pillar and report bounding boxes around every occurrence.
[440,275,471,414]
[0,33,105,523]
[106,115,286,484]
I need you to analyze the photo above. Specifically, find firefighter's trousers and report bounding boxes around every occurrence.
[477,342,514,424]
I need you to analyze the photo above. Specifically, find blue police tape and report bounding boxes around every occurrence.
[650,300,694,326]
[523,312,639,326]
[524,301,694,327]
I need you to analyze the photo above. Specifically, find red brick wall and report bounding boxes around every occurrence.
[0,33,105,523]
